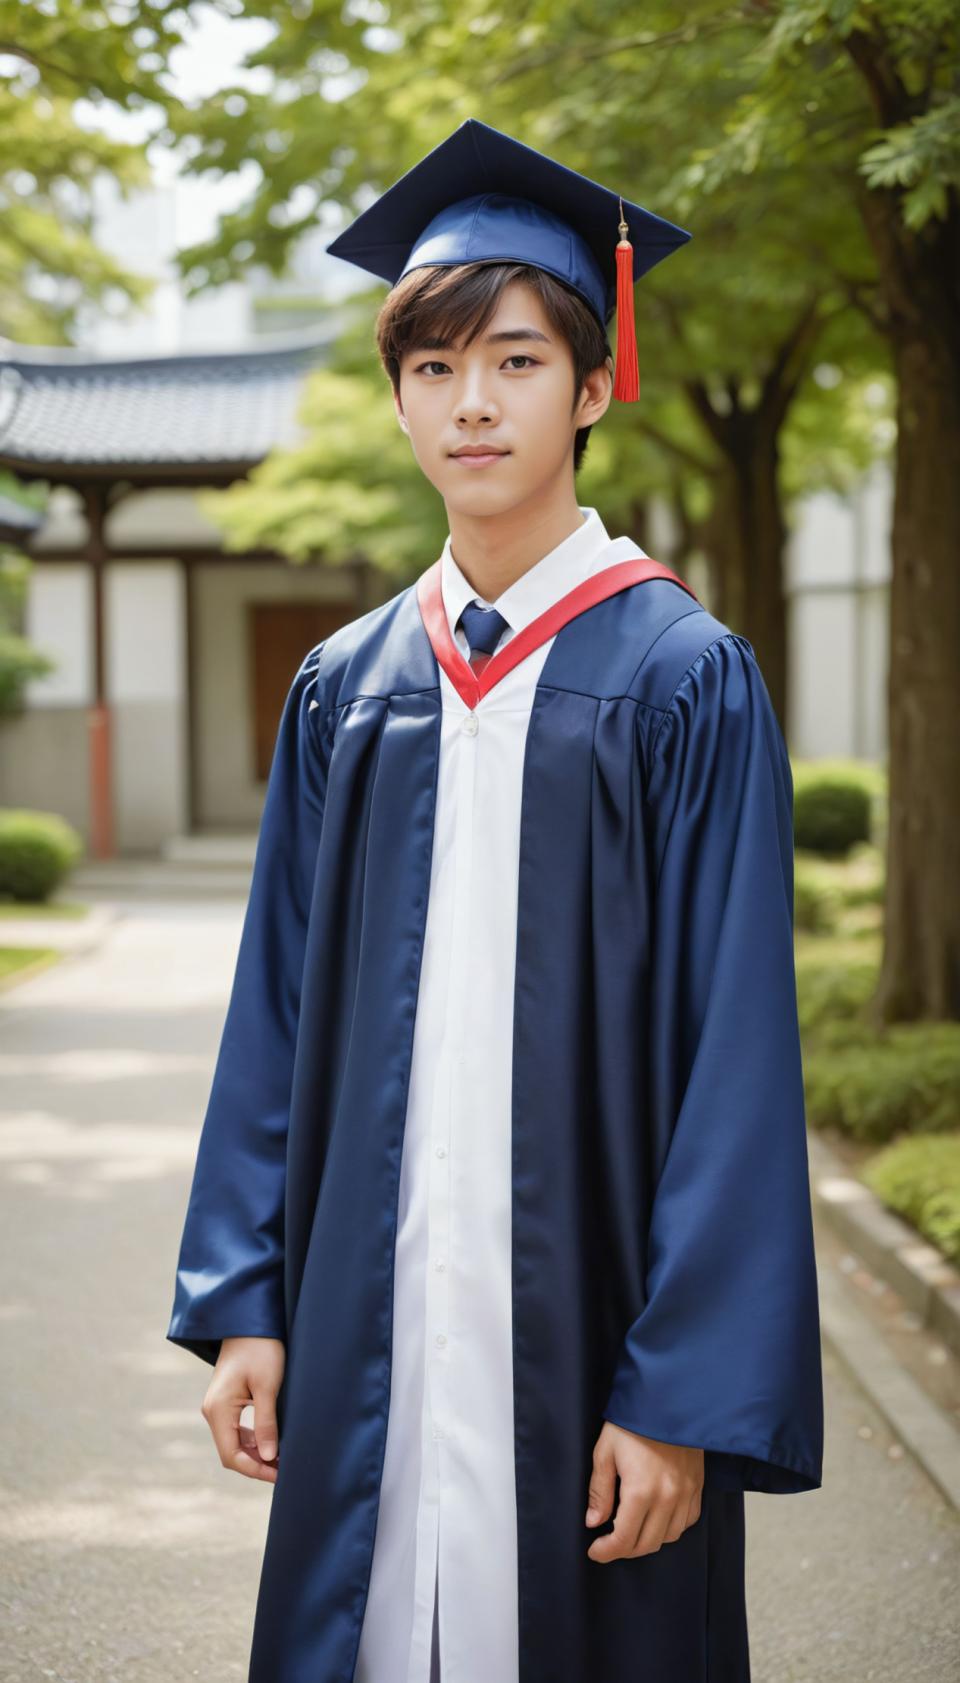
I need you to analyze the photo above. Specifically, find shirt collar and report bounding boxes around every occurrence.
[440,506,615,643]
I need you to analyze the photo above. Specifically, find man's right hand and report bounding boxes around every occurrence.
[200,1336,285,1482]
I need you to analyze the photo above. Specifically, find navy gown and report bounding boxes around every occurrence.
[167,562,824,1683]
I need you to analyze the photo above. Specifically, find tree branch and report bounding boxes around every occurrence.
[631,413,718,477]
[682,376,730,451]
[760,296,825,433]
[842,20,911,127]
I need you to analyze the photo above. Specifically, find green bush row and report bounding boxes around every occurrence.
[0,760,883,904]
[791,758,886,856]
[794,844,885,933]
[0,808,83,901]
[796,951,960,1143]
[803,1024,960,1144]
[862,1134,960,1265]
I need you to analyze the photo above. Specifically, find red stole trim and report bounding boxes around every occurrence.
[416,550,699,710]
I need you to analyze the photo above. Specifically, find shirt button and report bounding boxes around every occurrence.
[435,1144,447,1158]
[461,713,479,735]
[434,1259,446,1271]
[432,1427,445,1441]
[436,1333,447,1347]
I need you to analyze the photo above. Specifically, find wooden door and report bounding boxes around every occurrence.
[249,602,351,781]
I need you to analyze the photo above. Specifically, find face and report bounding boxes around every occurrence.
[393,278,612,516]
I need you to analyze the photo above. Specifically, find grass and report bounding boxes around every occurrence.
[0,898,90,918]
[0,946,60,984]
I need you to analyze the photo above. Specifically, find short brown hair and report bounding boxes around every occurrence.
[375,260,613,473]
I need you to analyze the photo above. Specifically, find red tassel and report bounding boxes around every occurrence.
[612,199,640,402]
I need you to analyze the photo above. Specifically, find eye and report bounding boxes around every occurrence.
[412,354,541,376]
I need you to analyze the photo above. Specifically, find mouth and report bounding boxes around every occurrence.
[450,449,511,468]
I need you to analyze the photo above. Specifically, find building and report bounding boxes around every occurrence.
[0,331,380,855]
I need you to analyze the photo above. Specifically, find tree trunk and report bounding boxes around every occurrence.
[839,32,960,1023]
[698,430,788,726]
[681,307,822,732]
[874,275,960,1023]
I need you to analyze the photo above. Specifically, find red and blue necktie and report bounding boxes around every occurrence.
[456,599,510,676]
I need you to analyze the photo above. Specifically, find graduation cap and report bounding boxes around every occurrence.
[325,117,692,403]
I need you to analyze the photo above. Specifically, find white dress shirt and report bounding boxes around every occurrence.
[353,506,647,1683]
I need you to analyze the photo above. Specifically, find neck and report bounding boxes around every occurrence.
[446,475,586,602]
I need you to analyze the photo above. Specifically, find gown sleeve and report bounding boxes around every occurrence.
[166,642,329,1367]
[601,632,824,1493]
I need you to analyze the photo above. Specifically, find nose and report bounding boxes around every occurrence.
[455,366,499,426]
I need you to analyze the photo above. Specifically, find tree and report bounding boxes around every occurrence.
[168,2,896,724]
[0,0,188,339]
[199,298,451,576]
[687,0,960,1021]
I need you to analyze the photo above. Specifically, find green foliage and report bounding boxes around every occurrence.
[794,857,843,933]
[0,0,187,339]
[793,826,960,1253]
[792,764,877,853]
[0,808,83,902]
[166,0,897,568]
[803,1023,960,1143]
[796,947,881,1044]
[198,320,450,579]
[0,631,56,714]
[863,1134,960,1264]
[781,368,895,502]
[794,838,885,919]
[0,527,57,711]
[706,0,960,238]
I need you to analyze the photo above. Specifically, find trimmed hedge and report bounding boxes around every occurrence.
[803,1024,960,1143]
[795,949,881,1045]
[791,759,885,856]
[862,1134,960,1265]
[794,860,841,934]
[0,808,83,902]
[796,841,884,906]
[793,844,960,1265]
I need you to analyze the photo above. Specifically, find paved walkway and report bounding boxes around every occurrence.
[1,900,958,1680]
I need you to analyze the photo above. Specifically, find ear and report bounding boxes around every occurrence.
[393,385,409,434]
[577,358,614,428]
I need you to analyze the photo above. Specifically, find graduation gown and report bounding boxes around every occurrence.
[167,546,824,1683]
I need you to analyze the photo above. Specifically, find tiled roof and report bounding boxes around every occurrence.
[0,331,333,475]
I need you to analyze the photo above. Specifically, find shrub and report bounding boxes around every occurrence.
[803,1024,960,1143]
[794,857,842,933]
[0,808,83,901]
[795,951,880,1045]
[793,770,873,855]
[863,1134,960,1265]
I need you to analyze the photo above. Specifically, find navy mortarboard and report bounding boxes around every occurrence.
[325,117,692,402]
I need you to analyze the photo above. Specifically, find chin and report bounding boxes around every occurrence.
[442,462,526,500]
[446,482,521,515]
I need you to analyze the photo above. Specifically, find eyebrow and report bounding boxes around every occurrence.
[407,327,553,353]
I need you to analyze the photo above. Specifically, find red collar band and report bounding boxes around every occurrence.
[416,551,699,710]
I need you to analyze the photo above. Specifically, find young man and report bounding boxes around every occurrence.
[167,118,824,1683]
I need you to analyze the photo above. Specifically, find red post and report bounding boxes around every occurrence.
[88,698,114,859]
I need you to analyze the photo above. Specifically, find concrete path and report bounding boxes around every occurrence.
[1,900,957,1681]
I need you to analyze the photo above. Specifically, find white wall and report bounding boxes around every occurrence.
[24,564,92,706]
[785,458,892,761]
[16,553,189,850]
[106,561,189,851]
